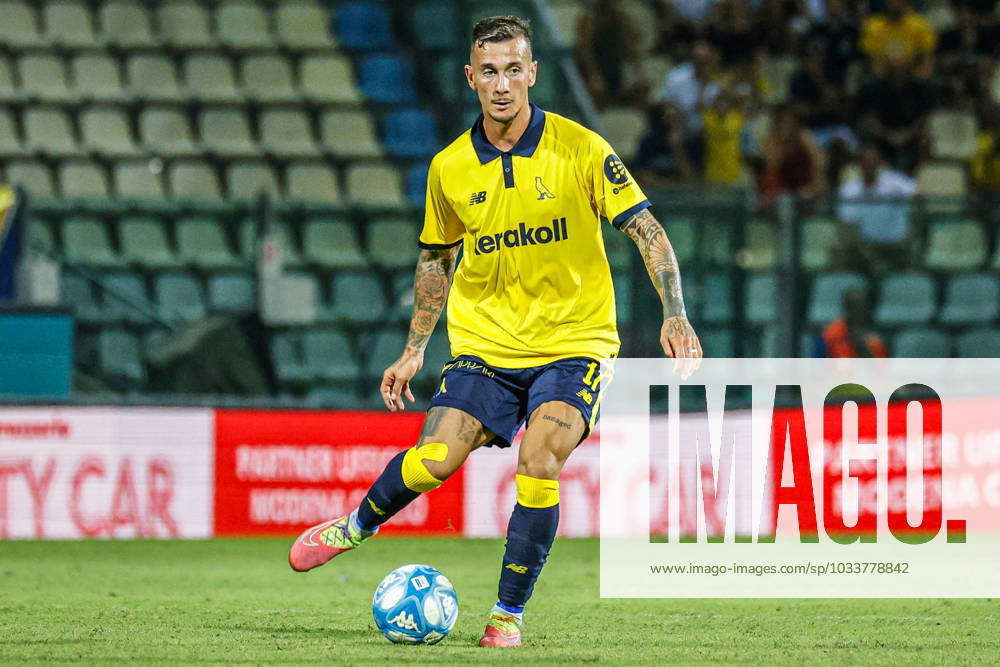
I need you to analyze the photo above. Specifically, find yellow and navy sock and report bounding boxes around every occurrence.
[496,474,560,614]
[355,443,448,532]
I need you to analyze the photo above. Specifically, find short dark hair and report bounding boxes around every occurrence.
[471,15,533,51]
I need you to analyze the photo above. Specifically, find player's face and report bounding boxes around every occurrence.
[466,37,537,124]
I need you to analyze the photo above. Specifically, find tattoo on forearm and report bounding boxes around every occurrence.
[406,247,457,356]
[620,208,687,318]
[543,415,573,430]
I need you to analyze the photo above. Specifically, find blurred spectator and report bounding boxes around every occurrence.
[835,143,916,271]
[856,56,932,173]
[805,0,861,88]
[705,0,760,68]
[758,103,826,208]
[576,0,651,109]
[660,0,717,27]
[658,39,721,137]
[634,102,696,186]
[822,288,890,358]
[971,105,1000,194]
[859,0,936,79]
[790,38,857,153]
[937,4,999,106]
[702,87,746,185]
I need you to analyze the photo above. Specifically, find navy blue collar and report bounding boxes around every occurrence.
[470,103,546,165]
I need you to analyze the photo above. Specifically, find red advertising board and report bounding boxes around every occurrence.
[214,410,465,537]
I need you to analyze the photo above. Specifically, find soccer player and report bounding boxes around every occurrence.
[288,15,702,647]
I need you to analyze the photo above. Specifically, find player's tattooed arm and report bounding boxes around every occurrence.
[404,245,459,358]
[621,207,703,361]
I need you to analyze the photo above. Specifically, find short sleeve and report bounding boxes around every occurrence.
[584,132,651,229]
[418,156,465,249]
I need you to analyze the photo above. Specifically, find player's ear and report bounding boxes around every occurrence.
[464,63,476,91]
[528,60,537,88]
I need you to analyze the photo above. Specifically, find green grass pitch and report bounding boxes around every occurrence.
[1,538,998,664]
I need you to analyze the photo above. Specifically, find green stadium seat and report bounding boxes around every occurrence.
[701,329,735,357]
[81,107,141,158]
[216,2,274,50]
[286,163,343,206]
[60,273,104,325]
[807,272,868,326]
[59,161,110,200]
[925,219,987,270]
[302,218,367,269]
[200,109,258,159]
[242,55,299,104]
[24,107,80,156]
[270,331,310,383]
[893,327,952,358]
[305,329,362,382]
[745,272,775,325]
[410,1,460,50]
[740,219,776,270]
[916,163,967,214]
[98,328,144,385]
[613,274,633,323]
[276,1,336,50]
[346,163,406,209]
[157,1,214,49]
[71,54,125,103]
[367,218,420,269]
[0,109,19,156]
[260,109,321,159]
[664,217,696,263]
[600,107,646,162]
[239,219,305,268]
[99,1,157,48]
[874,272,937,326]
[61,217,123,268]
[801,217,839,271]
[0,2,42,47]
[154,272,207,322]
[119,217,178,269]
[702,272,733,324]
[929,110,978,160]
[0,57,16,104]
[939,273,1000,325]
[114,161,167,201]
[126,54,184,104]
[423,325,452,373]
[207,273,256,313]
[432,55,470,106]
[177,217,240,269]
[320,110,383,158]
[25,217,54,255]
[44,1,99,49]
[366,329,407,381]
[100,272,151,324]
[955,328,1000,357]
[300,55,363,104]
[19,55,73,103]
[6,160,56,198]
[168,160,223,203]
[328,273,387,324]
[602,226,633,271]
[183,54,242,104]
[702,219,736,266]
[227,162,281,201]
[140,108,199,158]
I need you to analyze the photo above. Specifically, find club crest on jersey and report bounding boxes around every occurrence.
[535,176,555,200]
[474,218,568,255]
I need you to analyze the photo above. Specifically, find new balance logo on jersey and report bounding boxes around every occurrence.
[474,218,568,255]
[388,610,420,630]
[505,563,528,574]
[576,388,594,405]
[470,190,487,205]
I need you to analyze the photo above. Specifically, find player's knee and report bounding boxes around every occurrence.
[516,473,560,508]
[401,442,452,492]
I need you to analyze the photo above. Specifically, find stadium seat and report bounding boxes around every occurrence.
[60,273,104,325]
[227,162,281,201]
[157,1,213,49]
[939,273,1000,325]
[98,1,156,48]
[613,273,633,323]
[176,217,241,269]
[320,110,382,158]
[916,163,967,214]
[19,55,74,103]
[744,272,776,325]
[924,219,987,270]
[600,107,646,162]
[114,161,166,201]
[302,218,366,269]
[61,217,123,268]
[24,216,55,255]
[271,330,310,382]
[874,272,937,326]
[216,2,273,50]
[80,107,141,158]
[955,328,1000,358]
[368,218,420,269]
[645,56,674,92]
[300,55,363,104]
[422,325,452,380]
[806,272,868,326]
[739,220,776,270]
[336,1,392,51]
[0,56,16,103]
[929,110,978,160]
[664,217,695,263]
[239,219,304,268]
[409,1,460,50]
[0,2,44,48]
[259,110,321,158]
[286,163,343,205]
[328,272,387,324]
[207,273,256,313]
[389,272,415,322]
[431,56,469,106]
[345,163,405,208]
[893,327,952,358]
[98,328,144,384]
[383,110,441,159]
[199,109,258,158]
[602,226,633,271]
[359,54,417,104]
[59,161,110,200]
[366,329,407,381]
[6,160,56,198]
[71,54,126,103]
[168,160,223,203]
[0,110,22,156]
[140,108,199,157]
[119,216,178,269]
[154,272,207,322]
[305,329,362,382]
[275,1,335,50]
[801,217,839,271]
[126,55,184,103]
[701,273,734,324]
[44,1,98,48]
[100,272,150,323]
[701,329,735,357]
[549,0,585,46]
[406,163,429,206]
[183,55,243,103]
[241,55,298,103]
[762,55,797,105]
[702,219,736,266]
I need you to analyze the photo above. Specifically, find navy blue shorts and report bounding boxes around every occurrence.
[426,355,604,448]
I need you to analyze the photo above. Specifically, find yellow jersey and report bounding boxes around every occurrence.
[419,104,650,368]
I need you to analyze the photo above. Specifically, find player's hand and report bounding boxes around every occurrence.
[381,353,422,412]
[660,316,703,380]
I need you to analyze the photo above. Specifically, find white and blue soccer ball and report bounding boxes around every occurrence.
[372,564,459,644]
